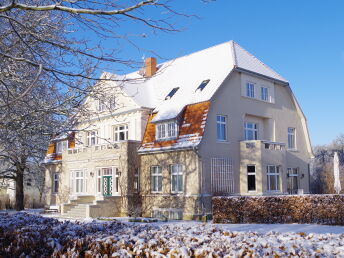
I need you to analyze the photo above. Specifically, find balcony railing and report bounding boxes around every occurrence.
[67,143,119,155]
[243,140,286,151]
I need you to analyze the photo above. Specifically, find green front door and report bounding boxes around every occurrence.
[103,176,113,196]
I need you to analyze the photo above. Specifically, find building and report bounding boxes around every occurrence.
[43,41,313,219]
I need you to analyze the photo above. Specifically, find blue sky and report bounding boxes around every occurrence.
[95,0,344,146]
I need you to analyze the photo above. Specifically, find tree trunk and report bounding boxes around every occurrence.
[15,171,25,211]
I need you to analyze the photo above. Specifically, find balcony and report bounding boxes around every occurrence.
[62,141,138,162]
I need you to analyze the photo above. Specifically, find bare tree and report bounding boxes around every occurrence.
[0,0,186,210]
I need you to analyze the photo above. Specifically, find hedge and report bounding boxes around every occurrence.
[213,195,344,225]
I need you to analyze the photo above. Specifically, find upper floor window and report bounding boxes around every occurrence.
[56,140,68,154]
[288,127,296,149]
[97,99,106,112]
[171,164,183,193]
[87,131,98,146]
[151,166,162,193]
[156,121,178,140]
[114,125,128,141]
[244,122,258,140]
[216,115,227,141]
[261,87,268,101]
[246,82,255,98]
[267,165,280,191]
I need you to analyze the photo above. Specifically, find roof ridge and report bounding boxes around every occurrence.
[232,41,287,81]
[230,40,238,67]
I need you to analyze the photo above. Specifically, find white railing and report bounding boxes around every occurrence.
[67,143,119,154]
[242,140,286,151]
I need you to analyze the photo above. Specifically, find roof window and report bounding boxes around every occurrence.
[165,87,179,100]
[195,79,210,92]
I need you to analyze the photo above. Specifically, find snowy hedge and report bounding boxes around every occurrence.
[213,195,344,225]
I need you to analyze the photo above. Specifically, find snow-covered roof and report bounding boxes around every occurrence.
[107,40,288,123]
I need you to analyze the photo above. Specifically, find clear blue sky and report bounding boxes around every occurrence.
[98,0,344,146]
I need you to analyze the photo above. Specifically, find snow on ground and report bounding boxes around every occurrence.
[1,213,344,257]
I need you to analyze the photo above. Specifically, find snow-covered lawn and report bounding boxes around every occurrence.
[1,213,344,257]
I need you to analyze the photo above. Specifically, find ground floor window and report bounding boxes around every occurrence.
[152,208,183,220]
[53,173,59,193]
[170,164,183,193]
[267,165,281,191]
[70,170,87,194]
[151,166,162,193]
[247,165,256,191]
[287,168,299,194]
[211,157,234,194]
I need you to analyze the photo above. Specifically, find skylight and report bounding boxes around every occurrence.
[165,87,179,100]
[195,79,210,92]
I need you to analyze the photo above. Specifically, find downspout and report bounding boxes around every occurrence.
[192,145,205,216]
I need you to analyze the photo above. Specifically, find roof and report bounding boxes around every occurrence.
[139,101,210,153]
[106,40,288,123]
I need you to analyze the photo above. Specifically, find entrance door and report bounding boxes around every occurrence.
[103,176,113,196]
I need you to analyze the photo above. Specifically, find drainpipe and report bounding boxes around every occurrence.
[192,146,205,217]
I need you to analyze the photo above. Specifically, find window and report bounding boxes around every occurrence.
[244,122,258,140]
[287,168,299,194]
[246,82,255,98]
[216,115,227,141]
[267,165,281,191]
[87,131,98,146]
[170,164,183,193]
[195,79,210,92]
[53,173,59,193]
[97,169,102,194]
[75,170,84,193]
[156,121,178,140]
[114,125,128,141]
[134,169,139,193]
[165,87,179,100]
[56,140,68,154]
[151,166,162,193]
[114,168,120,194]
[261,87,268,101]
[26,178,32,187]
[247,165,256,191]
[288,127,296,149]
[152,208,183,220]
[211,157,234,194]
[97,99,106,112]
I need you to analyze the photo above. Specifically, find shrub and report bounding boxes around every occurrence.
[213,195,344,225]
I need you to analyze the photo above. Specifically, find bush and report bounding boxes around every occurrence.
[213,195,344,225]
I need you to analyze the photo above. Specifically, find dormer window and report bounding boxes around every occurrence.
[165,87,179,100]
[195,79,210,92]
[156,121,178,140]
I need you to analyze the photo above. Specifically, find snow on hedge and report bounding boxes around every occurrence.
[213,195,344,225]
[1,213,344,257]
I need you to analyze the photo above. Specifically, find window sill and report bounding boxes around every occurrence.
[151,191,163,194]
[288,148,298,152]
[217,140,230,144]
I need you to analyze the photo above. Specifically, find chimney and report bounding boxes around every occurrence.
[145,57,157,77]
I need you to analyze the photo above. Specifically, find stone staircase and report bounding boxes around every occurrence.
[60,195,95,219]
[60,195,122,219]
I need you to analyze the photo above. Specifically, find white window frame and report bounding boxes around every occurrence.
[246,82,255,98]
[287,168,299,194]
[87,130,98,146]
[113,167,120,194]
[56,140,68,154]
[97,168,102,194]
[73,170,86,194]
[216,115,227,141]
[53,173,59,193]
[97,99,106,112]
[244,122,258,140]
[114,124,128,142]
[156,121,178,140]
[170,164,183,193]
[267,165,281,192]
[288,127,296,150]
[261,86,269,101]
[151,166,162,193]
[247,165,256,192]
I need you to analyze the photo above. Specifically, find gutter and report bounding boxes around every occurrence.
[234,67,289,86]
